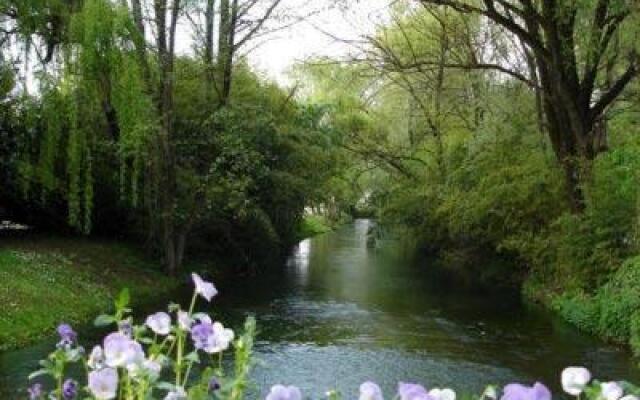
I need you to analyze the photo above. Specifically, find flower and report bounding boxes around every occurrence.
[62,379,78,400]
[57,323,77,347]
[562,367,591,396]
[88,368,118,400]
[429,388,456,400]
[191,320,214,350]
[177,311,192,330]
[165,387,187,400]
[208,377,221,392]
[600,382,624,400]
[360,381,384,400]
[482,386,498,400]
[620,396,640,400]
[500,383,551,400]
[398,383,433,400]
[119,319,133,338]
[191,320,234,354]
[209,322,235,353]
[265,385,303,400]
[192,273,218,302]
[88,345,105,370]
[103,332,144,368]
[127,358,162,381]
[27,383,43,400]
[146,312,172,336]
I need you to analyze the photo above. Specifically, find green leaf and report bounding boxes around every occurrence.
[28,369,50,380]
[116,288,130,309]
[94,314,116,327]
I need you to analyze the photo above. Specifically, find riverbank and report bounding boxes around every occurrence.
[296,215,334,240]
[523,256,640,357]
[0,236,178,351]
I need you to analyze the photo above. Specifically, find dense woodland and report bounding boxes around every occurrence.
[1,0,640,352]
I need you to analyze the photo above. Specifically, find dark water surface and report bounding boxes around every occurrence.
[1,219,639,398]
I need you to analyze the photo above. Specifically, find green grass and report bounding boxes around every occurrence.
[0,236,177,350]
[296,215,332,240]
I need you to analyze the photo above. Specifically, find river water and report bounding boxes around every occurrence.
[1,219,638,398]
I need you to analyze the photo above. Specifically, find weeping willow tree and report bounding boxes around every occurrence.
[15,0,154,234]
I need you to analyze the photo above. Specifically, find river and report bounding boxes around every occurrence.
[1,219,638,398]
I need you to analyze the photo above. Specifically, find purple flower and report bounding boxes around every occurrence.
[265,385,302,400]
[62,379,78,399]
[500,383,551,400]
[398,383,433,400]
[88,367,118,400]
[208,377,221,392]
[118,319,133,338]
[57,323,77,346]
[192,273,218,302]
[28,383,43,400]
[191,321,214,350]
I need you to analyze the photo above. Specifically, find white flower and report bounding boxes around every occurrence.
[177,311,192,330]
[88,368,118,400]
[127,358,162,381]
[88,345,105,370]
[620,396,639,400]
[482,386,497,400]
[164,387,187,400]
[429,388,456,400]
[192,273,218,302]
[360,381,384,400]
[600,382,624,400]
[562,367,592,396]
[265,385,303,400]
[146,312,172,336]
[205,322,235,353]
[103,332,145,368]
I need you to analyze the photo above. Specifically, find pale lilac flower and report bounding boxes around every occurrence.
[562,367,591,396]
[103,332,144,368]
[191,320,234,353]
[398,383,433,400]
[500,383,551,400]
[360,381,383,400]
[177,311,192,330]
[88,368,118,400]
[62,379,78,399]
[429,388,456,400]
[600,382,624,400]
[192,273,218,302]
[265,385,303,400]
[164,387,187,400]
[146,312,172,336]
[88,345,105,370]
[28,383,43,400]
[208,322,234,353]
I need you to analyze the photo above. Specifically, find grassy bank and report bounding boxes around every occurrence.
[296,215,333,240]
[524,256,640,356]
[0,236,177,351]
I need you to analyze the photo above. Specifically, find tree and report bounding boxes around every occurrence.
[417,0,639,212]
